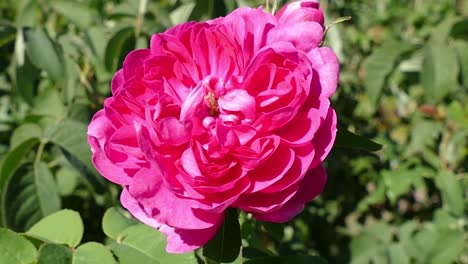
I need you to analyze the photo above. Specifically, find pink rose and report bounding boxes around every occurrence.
[88,0,338,253]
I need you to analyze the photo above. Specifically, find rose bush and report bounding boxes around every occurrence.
[88,0,339,253]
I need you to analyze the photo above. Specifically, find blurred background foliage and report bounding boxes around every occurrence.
[0,0,466,263]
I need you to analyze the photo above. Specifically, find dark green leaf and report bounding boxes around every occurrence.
[27,209,84,247]
[450,18,468,40]
[335,128,382,152]
[38,244,73,264]
[15,56,38,105]
[47,119,108,194]
[2,162,61,231]
[104,27,135,72]
[421,43,459,103]
[0,138,39,193]
[24,28,65,81]
[203,208,241,263]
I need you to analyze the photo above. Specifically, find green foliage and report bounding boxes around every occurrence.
[0,0,466,263]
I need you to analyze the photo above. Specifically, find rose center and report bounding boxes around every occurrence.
[204,90,219,116]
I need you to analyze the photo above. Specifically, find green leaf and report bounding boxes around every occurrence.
[0,138,39,193]
[421,43,459,103]
[335,128,382,152]
[2,161,61,231]
[203,208,241,263]
[38,244,73,264]
[454,40,468,89]
[102,207,137,240]
[0,21,16,48]
[31,88,67,118]
[24,27,65,81]
[50,0,93,29]
[428,230,464,264]
[27,209,84,247]
[434,171,464,216]
[363,40,411,105]
[170,2,196,25]
[0,228,38,264]
[350,234,382,264]
[55,167,80,196]
[364,222,393,245]
[104,27,135,72]
[115,224,197,264]
[74,242,116,264]
[47,119,108,194]
[243,256,327,264]
[450,18,468,40]
[388,243,409,264]
[10,123,42,149]
[109,243,159,264]
[15,55,39,105]
[383,169,420,204]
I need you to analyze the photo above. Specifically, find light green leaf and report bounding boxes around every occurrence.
[170,3,196,25]
[27,209,84,247]
[74,242,116,264]
[434,171,464,216]
[363,40,411,105]
[421,43,459,103]
[350,234,382,264]
[2,161,61,231]
[109,243,159,264]
[388,243,409,264]
[10,123,42,149]
[429,230,464,264]
[0,228,38,264]
[24,27,65,81]
[116,224,197,264]
[203,208,241,263]
[50,0,93,29]
[38,243,73,264]
[102,207,137,240]
[244,256,327,264]
[454,40,468,89]
[31,88,67,118]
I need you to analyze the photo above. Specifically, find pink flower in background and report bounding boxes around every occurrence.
[88,0,338,253]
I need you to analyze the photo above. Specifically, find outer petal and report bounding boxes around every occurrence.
[308,47,340,98]
[121,189,223,253]
[252,164,327,222]
[267,21,323,52]
[311,107,337,168]
[276,0,324,26]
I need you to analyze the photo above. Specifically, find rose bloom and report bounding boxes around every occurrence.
[88,0,338,253]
